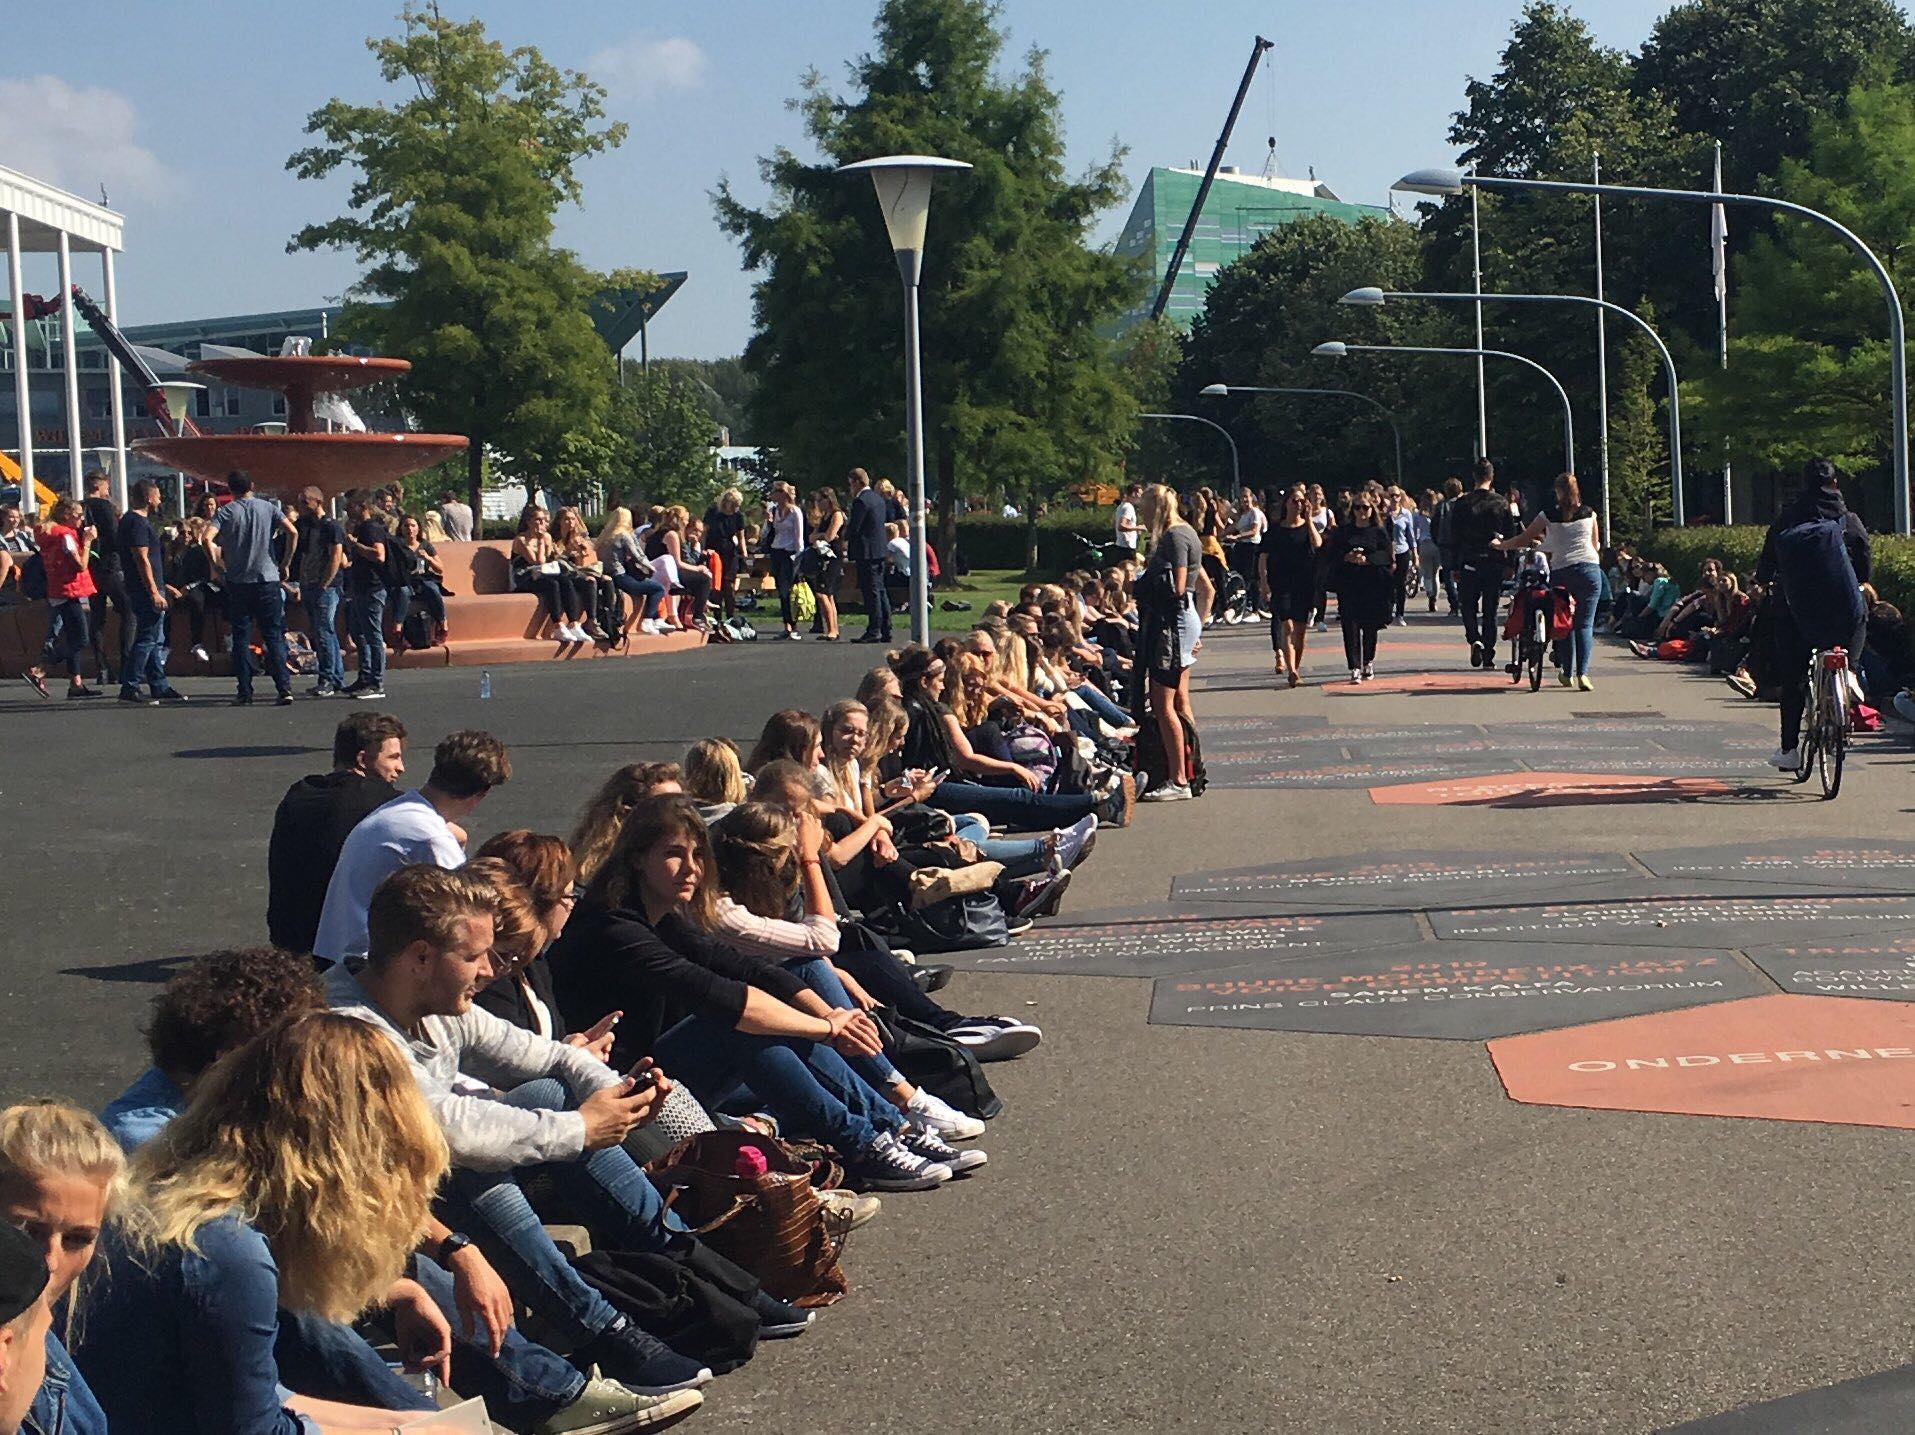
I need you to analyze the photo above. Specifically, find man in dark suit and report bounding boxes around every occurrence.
[846,467,892,643]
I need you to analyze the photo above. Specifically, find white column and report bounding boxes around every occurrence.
[55,231,82,497]
[5,212,33,515]
[101,248,128,507]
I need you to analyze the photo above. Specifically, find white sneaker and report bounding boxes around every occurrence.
[899,1125,988,1176]
[191,644,210,663]
[1768,746,1800,770]
[946,1017,1044,1061]
[1361,663,1374,679]
[906,1086,986,1141]
[1350,668,1364,684]
[638,618,661,635]
[1139,780,1192,802]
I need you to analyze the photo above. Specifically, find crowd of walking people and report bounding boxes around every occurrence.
[0,489,1242,1430]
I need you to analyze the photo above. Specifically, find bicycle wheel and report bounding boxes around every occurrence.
[1818,680,1847,800]
[1793,667,1820,783]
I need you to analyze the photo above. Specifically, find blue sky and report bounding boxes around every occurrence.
[3,0,1673,358]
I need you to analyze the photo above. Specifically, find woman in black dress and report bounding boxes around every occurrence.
[1258,484,1321,688]
[1325,489,1393,683]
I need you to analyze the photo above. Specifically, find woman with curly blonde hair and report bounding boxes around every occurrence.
[568,761,683,885]
[76,1013,454,1433]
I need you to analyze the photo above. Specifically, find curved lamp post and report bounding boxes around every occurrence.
[1312,340,1575,475]
[1340,286,1682,523]
[1139,412,1240,492]
[1395,165,1910,534]
[839,154,972,641]
[1198,381,1403,488]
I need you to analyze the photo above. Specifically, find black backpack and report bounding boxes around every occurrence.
[571,1244,763,1374]
[1132,709,1208,797]
[873,1009,1002,1120]
[17,553,46,602]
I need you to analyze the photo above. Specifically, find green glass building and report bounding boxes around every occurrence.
[1112,166,1390,331]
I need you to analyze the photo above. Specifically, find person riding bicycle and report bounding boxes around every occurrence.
[1450,458,1519,669]
[1753,457,1871,770]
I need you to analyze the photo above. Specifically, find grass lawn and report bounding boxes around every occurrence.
[737,568,1035,636]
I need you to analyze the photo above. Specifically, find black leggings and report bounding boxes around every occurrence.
[1340,611,1380,670]
[835,945,967,1033]
[770,549,799,629]
[675,564,713,624]
[1392,554,1412,620]
[517,571,584,624]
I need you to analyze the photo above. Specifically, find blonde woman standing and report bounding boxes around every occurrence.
[763,481,805,639]
[1137,484,1202,801]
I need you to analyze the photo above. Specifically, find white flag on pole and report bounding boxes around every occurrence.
[1711,146,1728,304]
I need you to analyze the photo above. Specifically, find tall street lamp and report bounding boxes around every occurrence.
[1138,412,1240,492]
[1395,165,1910,534]
[1339,286,1683,523]
[1312,340,1575,475]
[1198,381,1403,489]
[839,153,972,641]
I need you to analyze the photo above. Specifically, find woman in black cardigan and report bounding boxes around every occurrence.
[1326,490,1394,682]
[546,795,960,1191]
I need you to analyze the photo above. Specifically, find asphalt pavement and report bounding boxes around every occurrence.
[3,609,1910,1433]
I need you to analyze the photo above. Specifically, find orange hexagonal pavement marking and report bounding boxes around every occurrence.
[1371,771,1731,807]
[1324,672,1512,695]
[1488,994,1915,1130]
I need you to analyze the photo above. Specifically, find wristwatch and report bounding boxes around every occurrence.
[435,1232,473,1265]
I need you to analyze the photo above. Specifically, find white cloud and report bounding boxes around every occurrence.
[588,34,709,103]
[0,74,176,205]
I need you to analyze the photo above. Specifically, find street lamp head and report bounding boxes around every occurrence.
[836,155,973,260]
[1392,166,1468,196]
[1198,383,1230,397]
[1310,342,1349,358]
[1338,287,1386,307]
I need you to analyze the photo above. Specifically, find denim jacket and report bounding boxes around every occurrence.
[23,1331,108,1435]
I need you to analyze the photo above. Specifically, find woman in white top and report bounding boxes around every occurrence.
[1495,471,1604,690]
[763,481,806,639]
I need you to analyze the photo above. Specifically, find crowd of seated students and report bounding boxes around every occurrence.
[2,589,1173,1430]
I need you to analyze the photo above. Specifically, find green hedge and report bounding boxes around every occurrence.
[952,510,1114,573]
[1638,523,1915,620]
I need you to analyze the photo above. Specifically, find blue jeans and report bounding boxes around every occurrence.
[650,1015,903,1153]
[783,956,903,1089]
[119,600,172,697]
[224,580,292,699]
[349,586,386,687]
[302,584,345,690]
[275,1254,583,1432]
[439,1079,681,1349]
[950,814,1049,877]
[613,571,665,622]
[929,779,1098,832]
[1555,561,1603,678]
[1073,682,1128,727]
[856,558,891,638]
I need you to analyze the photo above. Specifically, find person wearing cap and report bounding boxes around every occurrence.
[0,1221,50,1435]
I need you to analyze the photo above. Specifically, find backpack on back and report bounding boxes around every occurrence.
[1775,517,1864,644]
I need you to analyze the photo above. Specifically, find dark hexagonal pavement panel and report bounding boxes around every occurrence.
[1431,893,1915,948]
[1170,850,1644,914]
[1148,943,1764,1040]
[1658,1362,1915,1432]
[1637,838,1915,895]
[1743,931,1915,1000]
[943,909,1419,977]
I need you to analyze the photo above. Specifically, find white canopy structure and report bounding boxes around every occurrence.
[1,164,129,510]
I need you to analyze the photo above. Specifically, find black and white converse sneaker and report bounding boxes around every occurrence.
[846,1130,952,1191]
[898,1125,988,1176]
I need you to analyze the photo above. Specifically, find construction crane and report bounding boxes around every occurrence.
[17,285,200,437]
[1148,34,1275,323]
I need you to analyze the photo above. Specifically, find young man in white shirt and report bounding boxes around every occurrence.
[314,729,510,961]
[1113,482,1143,564]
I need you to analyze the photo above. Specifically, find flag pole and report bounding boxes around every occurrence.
[1593,153,1611,525]
[1713,141,1732,525]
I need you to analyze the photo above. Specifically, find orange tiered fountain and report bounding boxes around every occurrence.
[133,353,466,497]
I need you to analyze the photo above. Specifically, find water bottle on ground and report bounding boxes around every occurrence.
[478,668,491,700]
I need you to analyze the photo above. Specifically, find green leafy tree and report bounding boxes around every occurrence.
[288,4,626,516]
[715,0,1139,576]
[1415,3,1688,524]
[1168,214,1437,494]
[613,366,723,511]
[1683,74,1915,523]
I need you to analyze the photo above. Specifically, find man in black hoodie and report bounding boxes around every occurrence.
[266,710,407,951]
[1754,457,1872,768]
[1450,458,1518,667]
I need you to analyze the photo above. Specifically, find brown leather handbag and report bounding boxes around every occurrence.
[647,1130,851,1307]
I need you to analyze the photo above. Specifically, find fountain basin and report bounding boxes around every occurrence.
[134,431,468,498]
